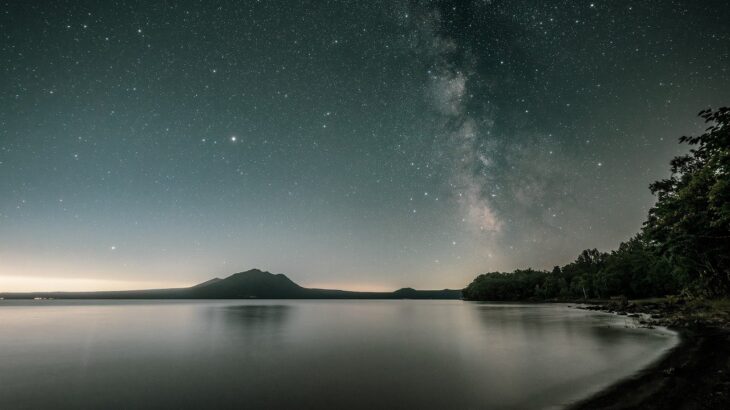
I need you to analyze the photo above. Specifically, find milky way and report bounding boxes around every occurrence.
[1,1,728,291]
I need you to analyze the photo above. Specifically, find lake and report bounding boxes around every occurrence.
[0,300,676,409]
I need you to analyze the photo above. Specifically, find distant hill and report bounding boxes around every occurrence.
[0,269,463,300]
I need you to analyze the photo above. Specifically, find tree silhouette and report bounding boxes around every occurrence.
[644,107,730,296]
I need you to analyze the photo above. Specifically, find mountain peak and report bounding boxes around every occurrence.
[192,269,302,298]
[229,268,268,277]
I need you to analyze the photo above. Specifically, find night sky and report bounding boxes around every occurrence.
[1,1,728,292]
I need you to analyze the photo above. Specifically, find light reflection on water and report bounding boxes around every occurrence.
[0,300,676,409]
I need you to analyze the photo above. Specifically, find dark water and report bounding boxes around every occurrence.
[0,300,676,409]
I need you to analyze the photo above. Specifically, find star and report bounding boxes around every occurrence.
[1,0,726,297]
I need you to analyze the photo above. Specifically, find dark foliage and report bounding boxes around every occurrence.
[644,107,730,296]
[463,238,681,301]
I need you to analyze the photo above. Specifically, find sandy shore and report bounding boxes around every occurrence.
[570,301,730,409]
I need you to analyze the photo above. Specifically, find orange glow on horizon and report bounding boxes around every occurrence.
[0,275,192,293]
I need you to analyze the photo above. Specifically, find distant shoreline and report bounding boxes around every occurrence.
[0,269,463,300]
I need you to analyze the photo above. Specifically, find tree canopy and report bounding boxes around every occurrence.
[644,107,730,296]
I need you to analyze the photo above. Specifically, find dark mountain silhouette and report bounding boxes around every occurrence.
[0,269,463,300]
[191,269,306,298]
[192,277,223,288]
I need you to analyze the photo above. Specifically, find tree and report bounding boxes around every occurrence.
[596,235,680,298]
[643,107,730,296]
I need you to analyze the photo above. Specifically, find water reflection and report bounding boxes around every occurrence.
[208,304,292,329]
[0,300,676,410]
[196,303,294,356]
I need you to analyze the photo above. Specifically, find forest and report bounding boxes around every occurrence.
[464,107,730,301]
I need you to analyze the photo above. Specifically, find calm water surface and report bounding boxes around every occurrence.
[0,300,676,409]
